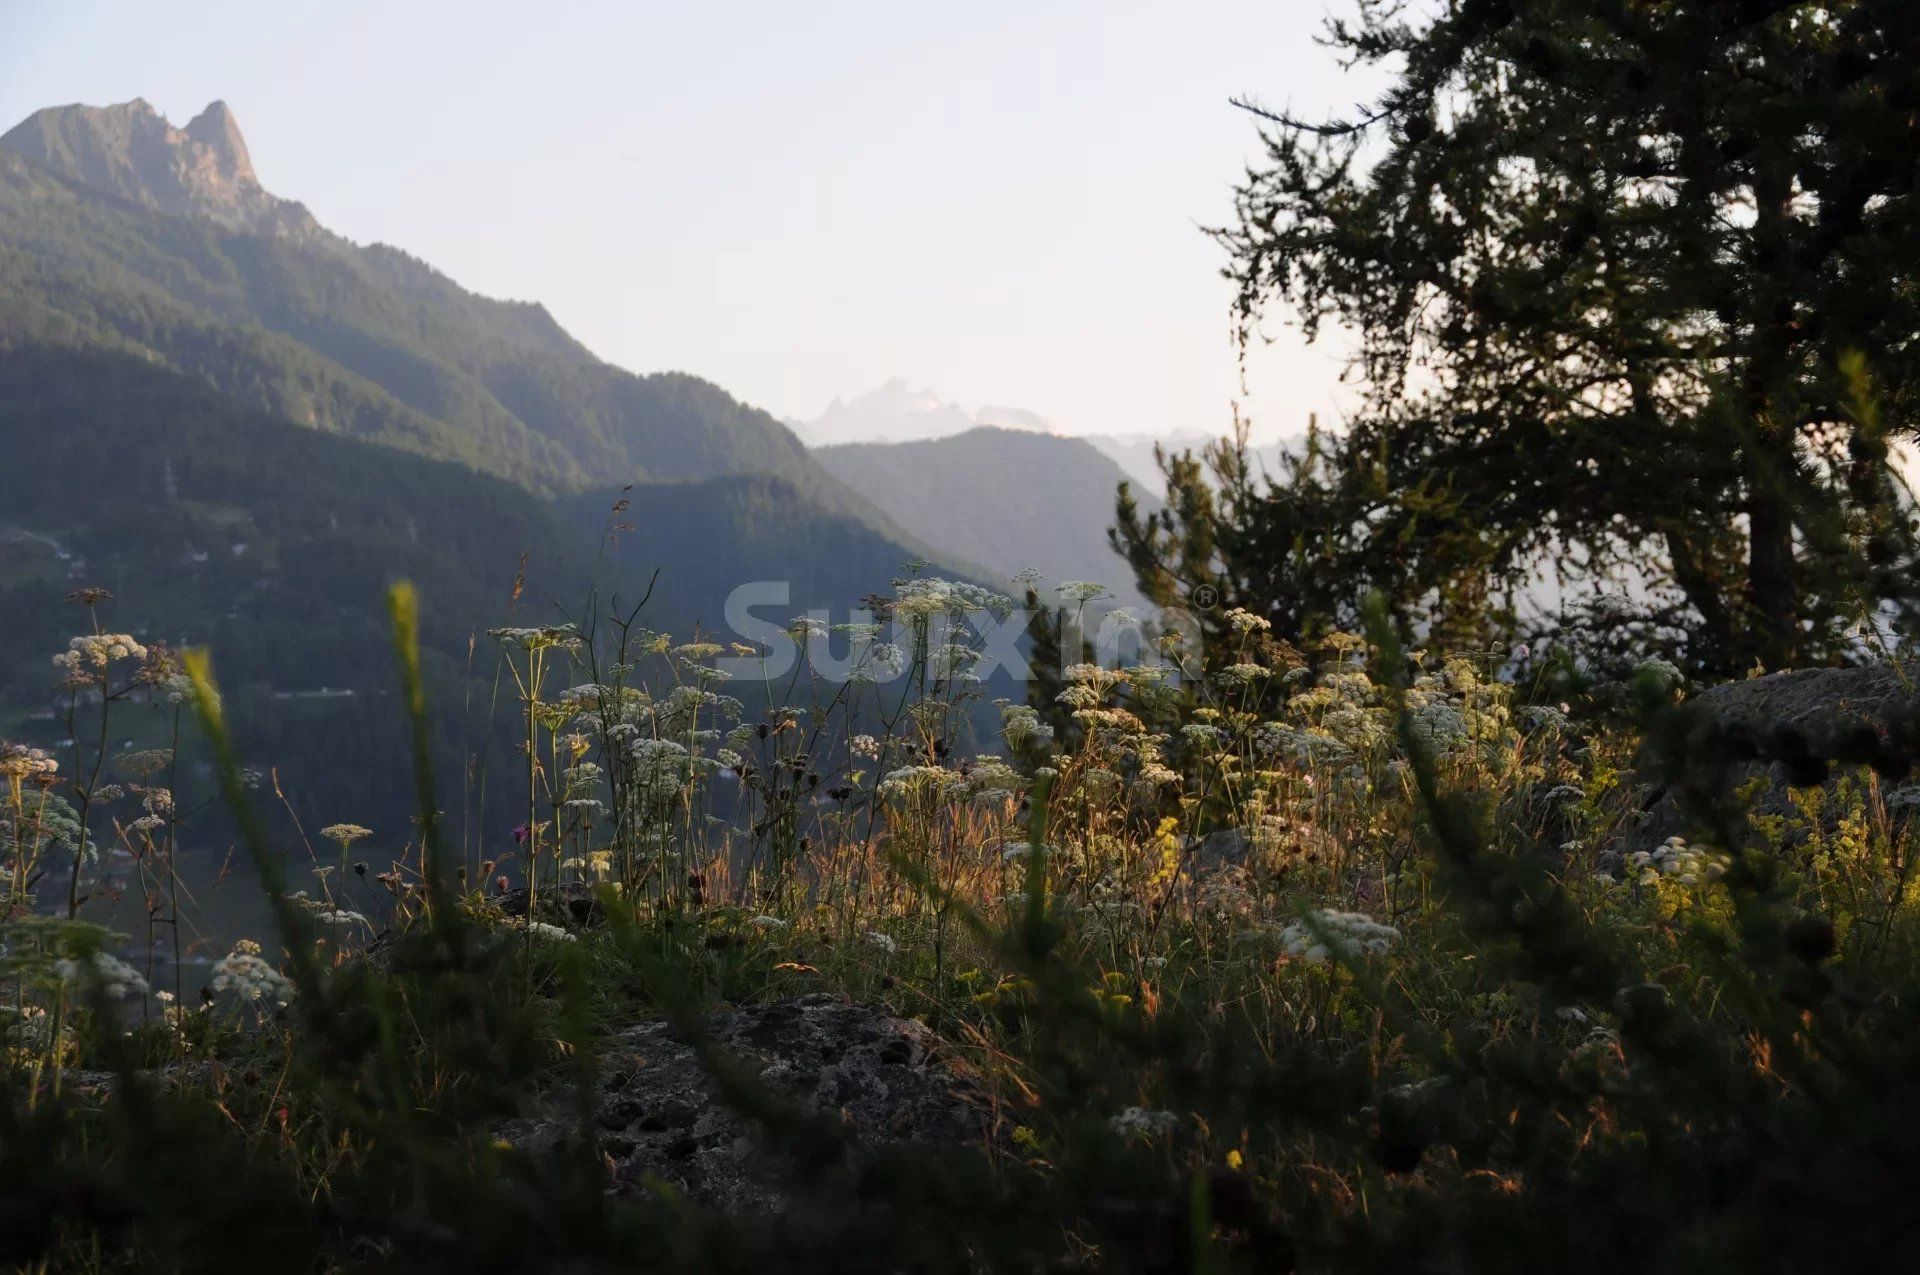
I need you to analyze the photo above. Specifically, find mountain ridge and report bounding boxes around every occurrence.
[0,98,963,573]
[814,425,1157,605]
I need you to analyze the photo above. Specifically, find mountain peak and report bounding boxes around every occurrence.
[182,99,256,185]
[0,98,314,241]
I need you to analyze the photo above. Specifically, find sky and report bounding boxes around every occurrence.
[0,1,1378,441]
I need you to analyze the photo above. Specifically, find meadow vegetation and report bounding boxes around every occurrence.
[4,567,1920,1271]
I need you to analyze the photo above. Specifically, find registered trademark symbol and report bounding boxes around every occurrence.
[1191,584,1219,610]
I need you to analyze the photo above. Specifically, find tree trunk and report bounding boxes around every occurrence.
[1745,484,1799,671]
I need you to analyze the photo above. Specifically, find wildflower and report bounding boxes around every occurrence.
[749,915,788,931]
[1404,701,1470,752]
[1001,705,1054,750]
[52,633,148,673]
[1109,1107,1180,1138]
[1,743,60,781]
[1520,705,1571,732]
[290,891,369,930]
[1634,657,1686,694]
[1213,663,1271,689]
[1056,685,1100,709]
[850,734,883,760]
[851,642,906,683]
[1057,581,1111,603]
[1628,835,1726,886]
[931,642,982,683]
[520,920,576,942]
[878,765,964,801]
[862,931,899,956]
[320,822,373,848]
[628,737,694,802]
[487,624,582,652]
[1223,607,1271,635]
[53,950,149,999]
[210,939,295,1005]
[1278,910,1401,963]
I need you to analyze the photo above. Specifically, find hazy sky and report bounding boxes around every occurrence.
[0,1,1377,439]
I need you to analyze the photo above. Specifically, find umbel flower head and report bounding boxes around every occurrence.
[320,823,373,848]
[53,950,149,1000]
[209,939,295,1006]
[487,624,582,653]
[53,633,148,682]
[1,743,59,782]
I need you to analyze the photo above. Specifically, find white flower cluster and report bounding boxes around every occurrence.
[1109,1106,1180,1138]
[1279,909,1401,963]
[850,734,883,760]
[1635,657,1686,694]
[1520,704,1572,733]
[851,642,906,683]
[894,577,1015,621]
[521,920,576,942]
[209,939,295,1005]
[0,743,59,781]
[53,633,147,677]
[861,930,898,956]
[290,891,369,931]
[930,642,982,683]
[487,624,582,652]
[878,765,967,802]
[1056,581,1111,603]
[626,736,694,804]
[53,950,149,1000]
[1404,700,1470,751]
[1180,723,1226,749]
[1001,704,1055,750]
[1224,607,1272,635]
[1627,835,1726,886]
[1213,663,1271,689]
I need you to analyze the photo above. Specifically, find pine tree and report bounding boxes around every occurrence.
[1215,0,1920,675]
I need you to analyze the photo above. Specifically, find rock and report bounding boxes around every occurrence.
[495,881,604,926]
[0,99,322,241]
[500,993,996,1209]
[1619,664,1920,862]
[1191,828,1251,869]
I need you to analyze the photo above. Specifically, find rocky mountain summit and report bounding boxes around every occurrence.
[0,97,320,240]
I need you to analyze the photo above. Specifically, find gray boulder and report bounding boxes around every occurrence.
[1620,663,1919,862]
[500,993,997,1209]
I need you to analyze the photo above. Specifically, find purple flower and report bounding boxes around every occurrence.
[511,822,530,845]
